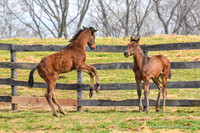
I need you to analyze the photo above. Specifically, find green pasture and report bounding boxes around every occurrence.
[0,35,200,132]
[0,107,199,133]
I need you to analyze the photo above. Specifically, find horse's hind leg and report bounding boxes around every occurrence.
[152,77,163,112]
[45,81,59,117]
[144,78,150,113]
[52,93,66,115]
[47,73,66,115]
[161,75,168,113]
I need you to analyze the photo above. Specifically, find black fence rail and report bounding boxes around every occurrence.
[0,61,200,70]
[0,42,200,52]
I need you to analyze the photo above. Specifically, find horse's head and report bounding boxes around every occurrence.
[124,36,140,58]
[84,26,98,50]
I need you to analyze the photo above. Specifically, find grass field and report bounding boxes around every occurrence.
[0,35,200,132]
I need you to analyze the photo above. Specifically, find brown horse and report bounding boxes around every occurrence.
[124,36,171,113]
[28,26,101,117]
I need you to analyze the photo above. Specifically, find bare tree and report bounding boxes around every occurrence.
[132,0,154,36]
[187,0,200,35]
[8,0,90,38]
[104,0,135,37]
[172,0,195,34]
[90,0,155,37]
[0,0,13,38]
[97,0,111,36]
[90,0,113,37]
[0,0,34,38]
[153,0,181,34]
[1,0,200,38]
[76,0,91,31]
[124,0,132,36]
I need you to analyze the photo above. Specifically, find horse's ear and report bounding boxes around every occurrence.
[82,26,87,30]
[130,36,134,42]
[136,37,140,43]
[91,29,98,33]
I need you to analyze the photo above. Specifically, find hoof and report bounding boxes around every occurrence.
[162,107,166,113]
[53,114,59,117]
[143,106,146,112]
[156,106,160,112]
[96,83,101,93]
[89,92,93,98]
[162,110,166,113]
[139,106,143,113]
[146,108,150,113]
[60,111,67,115]
[89,86,94,98]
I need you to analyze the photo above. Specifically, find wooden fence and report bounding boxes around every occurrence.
[0,42,200,111]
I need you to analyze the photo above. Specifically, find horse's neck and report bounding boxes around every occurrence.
[133,46,146,68]
[72,35,88,51]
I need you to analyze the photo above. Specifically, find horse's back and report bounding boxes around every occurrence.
[37,50,75,76]
[150,55,171,78]
[151,55,170,67]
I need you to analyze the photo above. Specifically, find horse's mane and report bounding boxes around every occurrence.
[69,26,95,42]
[69,29,84,42]
[62,27,94,50]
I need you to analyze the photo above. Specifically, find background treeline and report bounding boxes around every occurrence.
[0,0,199,38]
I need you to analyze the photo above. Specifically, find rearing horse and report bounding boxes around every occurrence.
[124,36,171,113]
[28,26,101,117]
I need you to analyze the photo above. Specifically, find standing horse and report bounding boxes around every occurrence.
[28,26,101,117]
[124,36,171,113]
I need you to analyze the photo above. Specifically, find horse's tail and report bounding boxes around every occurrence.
[168,70,171,79]
[28,66,37,88]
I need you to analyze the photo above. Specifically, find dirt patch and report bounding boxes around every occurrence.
[125,116,151,122]
[175,53,183,57]
[22,57,38,63]
[192,56,200,61]
[123,126,155,133]
[161,115,200,121]
[167,94,178,99]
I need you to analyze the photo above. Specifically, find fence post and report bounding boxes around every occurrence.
[10,44,17,110]
[77,70,83,112]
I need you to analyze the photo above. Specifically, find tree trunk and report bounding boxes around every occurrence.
[77,0,91,32]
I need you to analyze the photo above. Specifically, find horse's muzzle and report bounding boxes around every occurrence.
[90,46,95,50]
[124,52,129,58]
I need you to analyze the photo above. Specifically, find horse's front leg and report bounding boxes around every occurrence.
[88,72,95,98]
[144,78,150,113]
[89,66,101,93]
[135,77,142,113]
[78,63,98,98]
[79,69,94,98]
